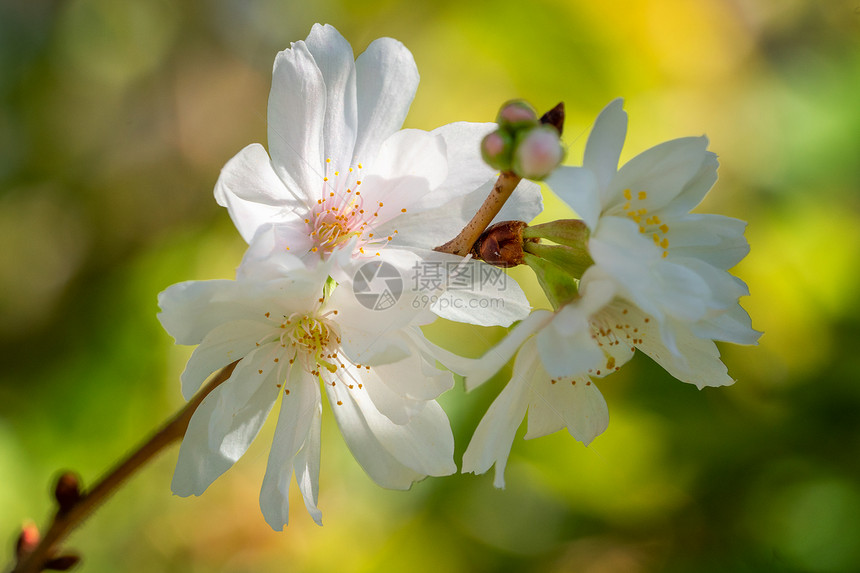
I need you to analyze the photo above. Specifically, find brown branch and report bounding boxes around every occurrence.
[434,102,564,257]
[434,171,522,256]
[10,362,238,573]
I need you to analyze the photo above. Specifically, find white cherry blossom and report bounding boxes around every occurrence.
[460,100,761,487]
[545,98,760,380]
[158,251,456,529]
[214,23,541,327]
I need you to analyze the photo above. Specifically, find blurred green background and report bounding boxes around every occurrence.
[2,1,859,571]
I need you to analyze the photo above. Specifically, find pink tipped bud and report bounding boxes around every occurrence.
[512,125,565,180]
[496,100,539,130]
[481,130,513,171]
[16,522,40,558]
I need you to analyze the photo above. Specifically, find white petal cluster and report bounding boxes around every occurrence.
[160,252,456,529]
[158,22,759,522]
[462,99,760,487]
[215,23,541,327]
[159,24,537,528]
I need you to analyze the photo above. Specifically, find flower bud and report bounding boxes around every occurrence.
[54,472,82,513]
[512,125,565,180]
[496,99,539,130]
[480,130,513,171]
[16,522,40,558]
[472,221,533,267]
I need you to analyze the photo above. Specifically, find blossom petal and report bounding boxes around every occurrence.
[590,217,713,330]
[171,385,232,497]
[666,214,750,270]
[238,223,315,271]
[353,37,418,163]
[326,387,423,488]
[359,129,448,222]
[370,342,454,403]
[377,177,543,249]
[692,302,761,346]
[179,320,274,399]
[215,143,303,208]
[641,324,734,389]
[304,23,358,176]
[546,166,601,230]
[172,354,279,497]
[495,179,544,224]
[214,144,306,243]
[293,387,323,525]
[353,360,428,426]
[404,250,531,327]
[326,384,457,489]
[608,136,710,213]
[260,368,319,530]
[427,121,496,202]
[662,149,718,215]
[526,368,608,445]
[536,304,606,379]
[463,310,554,391]
[617,305,735,389]
[158,279,255,346]
[208,346,281,458]
[583,98,627,190]
[462,348,533,488]
[268,41,326,201]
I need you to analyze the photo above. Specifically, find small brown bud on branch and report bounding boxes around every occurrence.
[54,473,82,514]
[471,221,537,267]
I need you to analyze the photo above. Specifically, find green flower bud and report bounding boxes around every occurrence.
[480,129,514,171]
[496,99,539,131]
[511,125,565,180]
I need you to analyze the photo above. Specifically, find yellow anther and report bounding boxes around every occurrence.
[660,238,669,249]
[659,224,669,233]
[638,191,647,200]
[624,189,632,200]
